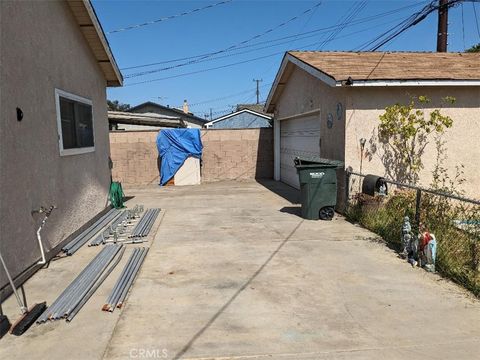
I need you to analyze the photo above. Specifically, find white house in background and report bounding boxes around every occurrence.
[205,109,272,129]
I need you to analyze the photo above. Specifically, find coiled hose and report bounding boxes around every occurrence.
[109,182,125,209]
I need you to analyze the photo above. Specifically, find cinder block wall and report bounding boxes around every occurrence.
[201,128,273,181]
[110,131,159,186]
[109,129,273,186]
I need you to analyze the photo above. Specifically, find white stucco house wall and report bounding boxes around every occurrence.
[265,51,480,206]
[0,0,123,295]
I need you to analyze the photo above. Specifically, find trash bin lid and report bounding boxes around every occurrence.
[294,156,344,169]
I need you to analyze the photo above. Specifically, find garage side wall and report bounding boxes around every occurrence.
[345,86,480,199]
[273,66,347,205]
[0,1,111,288]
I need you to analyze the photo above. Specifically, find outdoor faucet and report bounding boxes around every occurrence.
[32,205,57,265]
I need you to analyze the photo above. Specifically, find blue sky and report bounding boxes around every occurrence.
[93,0,480,119]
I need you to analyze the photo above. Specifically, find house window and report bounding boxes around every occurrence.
[55,89,95,156]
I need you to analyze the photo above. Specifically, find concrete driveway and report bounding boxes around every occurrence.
[1,181,479,359]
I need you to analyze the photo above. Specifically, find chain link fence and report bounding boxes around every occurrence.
[345,171,480,297]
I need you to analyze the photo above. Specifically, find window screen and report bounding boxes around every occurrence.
[59,96,94,150]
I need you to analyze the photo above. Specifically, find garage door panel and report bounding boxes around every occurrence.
[280,115,320,189]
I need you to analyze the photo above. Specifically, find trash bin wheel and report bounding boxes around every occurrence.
[319,206,334,220]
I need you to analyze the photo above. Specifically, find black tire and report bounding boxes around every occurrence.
[319,206,335,220]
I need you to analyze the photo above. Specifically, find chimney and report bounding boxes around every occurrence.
[182,99,189,114]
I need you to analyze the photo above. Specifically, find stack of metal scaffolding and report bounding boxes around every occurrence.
[37,244,124,323]
[130,208,161,239]
[90,205,146,246]
[102,247,149,312]
[89,210,128,246]
[62,208,122,255]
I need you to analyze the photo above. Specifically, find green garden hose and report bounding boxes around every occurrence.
[109,182,125,209]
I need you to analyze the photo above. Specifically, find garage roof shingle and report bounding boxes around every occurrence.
[288,51,480,82]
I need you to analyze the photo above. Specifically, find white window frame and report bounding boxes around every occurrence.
[55,88,95,156]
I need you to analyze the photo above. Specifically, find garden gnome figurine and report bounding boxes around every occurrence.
[401,216,412,256]
[402,216,418,266]
[423,234,437,273]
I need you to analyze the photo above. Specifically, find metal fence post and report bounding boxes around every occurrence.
[345,171,351,207]
[415,189,422,232]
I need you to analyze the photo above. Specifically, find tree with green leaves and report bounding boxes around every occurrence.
[466,43,480,53]
[107,100,131,111]
[377,95,455,185]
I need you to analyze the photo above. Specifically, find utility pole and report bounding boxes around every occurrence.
[253,79,263,104]
[436,0,448,52]
[210,108,213,120]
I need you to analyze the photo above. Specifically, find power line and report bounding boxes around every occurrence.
[124,4,429,79]
[107,0,233,34]
[359,0,465,51]
[124,2,323,76]
[316,1,368,50]
[473,1,480,38]
[123,18,414,86]
[181,82,272,108]
[124,51,285,86]
[120,1,427,71]
[357,1,438,51]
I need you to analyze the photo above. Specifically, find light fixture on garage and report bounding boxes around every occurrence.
[344,77,354,86]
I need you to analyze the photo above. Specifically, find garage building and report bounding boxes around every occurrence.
[265,51,480,206]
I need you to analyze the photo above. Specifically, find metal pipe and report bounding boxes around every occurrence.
[135,211,151,237]
[66,210,122,254]
[59,246,117,317]
[53,246,114,319]
[92,211,130,246]
[109,249,143,311]
[37,246,110,322]
[131,211,151,237]
[140,209,155,236]
[64,245,122,318]
[0,249,27,314]
[117,248,149,308]
[142,209,160,237]
[67,247,125,322]
[110,249,142,310]
[139,210,156,237]
[130,217,145,237]
[62,208,117,251]
[110,250,142,311]
[104,249,139,310]
[142,210,156,236]
[42,245,116,321]
[106,248,138,305]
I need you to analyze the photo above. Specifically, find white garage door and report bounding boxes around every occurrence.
[280,115,321,189]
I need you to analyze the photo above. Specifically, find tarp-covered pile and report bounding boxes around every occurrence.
[156,129,203,185]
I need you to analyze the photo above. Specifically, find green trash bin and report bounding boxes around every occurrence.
[294,156,344,220]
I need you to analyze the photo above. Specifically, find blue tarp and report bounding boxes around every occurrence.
[156,129,203,185]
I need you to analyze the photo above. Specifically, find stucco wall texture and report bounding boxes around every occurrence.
[0,1,111,288]
[109,129,273,186]
[274,67,347,205]
[274,65,480,204]
[344,86,480,198]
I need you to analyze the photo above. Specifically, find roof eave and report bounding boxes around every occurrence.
[67,0,123,87]
[265,52,337,113]
[337,79,480,87]
[209,108,273,124]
